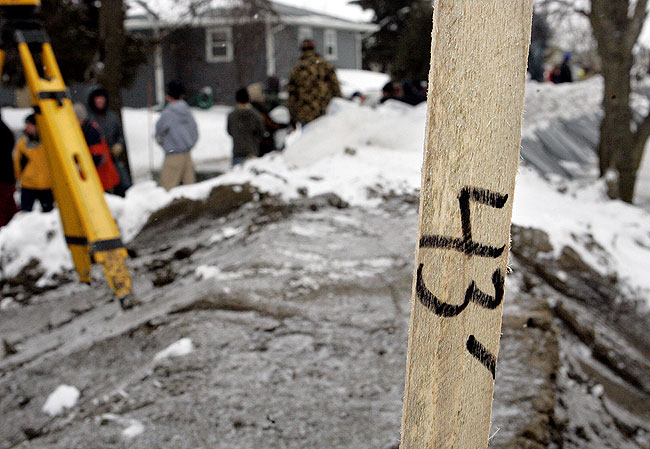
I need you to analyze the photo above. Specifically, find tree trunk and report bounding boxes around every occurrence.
[590,0,643,203]
[597,58,634,178]
[98,0,132,179]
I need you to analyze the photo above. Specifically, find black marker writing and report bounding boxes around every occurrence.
[420,187,507,258]
[417,186,508,377]
[466,335,496,379]
[416,264,504,317]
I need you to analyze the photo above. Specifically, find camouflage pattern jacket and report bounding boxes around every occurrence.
[287,50,341,125]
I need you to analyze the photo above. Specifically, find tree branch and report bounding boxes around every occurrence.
[626,0,648,52]
[633,108,650,153]
[132,0,160,20]
[538,0,590,18]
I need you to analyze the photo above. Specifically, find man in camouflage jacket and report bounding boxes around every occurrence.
[287,40,342,125]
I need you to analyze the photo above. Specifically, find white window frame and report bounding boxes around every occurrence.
[297,26,313,44]
[324,29,338,61]
[205,27,233,63]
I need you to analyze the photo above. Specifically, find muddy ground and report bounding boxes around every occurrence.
[1,186,649,448]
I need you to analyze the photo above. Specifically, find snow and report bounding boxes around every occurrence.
[126,0,373,23]
[99,413,145,439]
[122,420,146,439]
[154,338,195,361]
[42,385,80,416]
[336,69,391,98]
[2,78,650,306]
[195,265,223,280]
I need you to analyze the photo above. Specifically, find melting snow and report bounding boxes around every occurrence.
[154,338,194,361]
[42,385,80,416]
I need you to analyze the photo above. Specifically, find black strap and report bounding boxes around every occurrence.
[65,236,88,246]
[39,91,68,106]
[90,238,124,253]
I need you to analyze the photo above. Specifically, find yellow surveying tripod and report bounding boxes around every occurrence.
[0,0,134,308]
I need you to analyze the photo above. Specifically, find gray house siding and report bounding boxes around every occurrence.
[274,25,299,80]
[166,24,267,105]
[336,30,360,70]
[121,53,156,108]
[274,27,361,81]
[120,19,371,107]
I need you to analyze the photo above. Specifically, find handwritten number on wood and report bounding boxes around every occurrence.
[417,186,508,379]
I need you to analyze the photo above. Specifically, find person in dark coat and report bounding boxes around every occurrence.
[558,53,573,83]
[528,12,549,82]
[73,103,121,192]
[227,88,265,166]
[0,111,17,227]
[287,39,341,125]
[248,82,289,157]
[401,81,426,106]
[88,87,131,196]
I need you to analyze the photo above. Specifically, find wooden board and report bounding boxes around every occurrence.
[400,1,534,448]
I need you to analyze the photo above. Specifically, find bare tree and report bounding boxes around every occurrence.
[539,0,649,203]
[98,0,131,176]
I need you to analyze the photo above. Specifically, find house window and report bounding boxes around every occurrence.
[206,27,233,63]
[297,26,313,44]
[324,29,337,61]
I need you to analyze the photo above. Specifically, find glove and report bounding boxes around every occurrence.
[92,154,106,167]
[111,143,124,157]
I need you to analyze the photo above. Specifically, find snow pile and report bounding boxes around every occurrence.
[42,385,80,417]
[154,338,194,361]
[336,69,391,98]
[513,167,650,297]
[522,77,603,134]
[1,79,650,303]
[1,106,232,182]
[0,212,69,285]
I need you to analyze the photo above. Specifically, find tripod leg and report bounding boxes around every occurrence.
[18,41,132,300]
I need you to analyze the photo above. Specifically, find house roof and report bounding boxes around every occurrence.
[125,1,378,33]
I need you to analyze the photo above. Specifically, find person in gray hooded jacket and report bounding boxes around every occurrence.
[155,80,199,190]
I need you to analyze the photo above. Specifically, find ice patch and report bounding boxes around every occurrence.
[122,420,145,439]
[99,413,145,439]
[42,385,80,416]
[154,338,194,361]
[209,226,242,243]
[195,265,222,280]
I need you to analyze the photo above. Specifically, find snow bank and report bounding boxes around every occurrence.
[123,106,232,180]
[336,69,391,98]
[42,385,80,416]
[1,79,650,304]
[154,338,194,361]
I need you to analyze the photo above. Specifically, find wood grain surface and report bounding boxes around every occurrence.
[400,1,534,448]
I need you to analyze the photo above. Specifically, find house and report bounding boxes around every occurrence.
[123,2,378,107]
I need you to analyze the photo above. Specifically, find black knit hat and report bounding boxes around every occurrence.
[166,80,186,100]
[25,113,36,125]
[235,88,249,104]
[88,86,109,113]
[301,39,315,51]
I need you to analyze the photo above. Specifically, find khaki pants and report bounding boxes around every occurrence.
[159,152,195,191]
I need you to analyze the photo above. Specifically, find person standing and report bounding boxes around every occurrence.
[287,39,341,126]
[87,86,131,196]
[247,83,283,157]
[13,114,54,212]
[73,104,121,193]
[155,80,199,190]
[558,53,573,84]
[0,112,17,226]
[227,88,265,166]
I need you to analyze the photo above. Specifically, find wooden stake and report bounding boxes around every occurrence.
[400,1,533,448]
